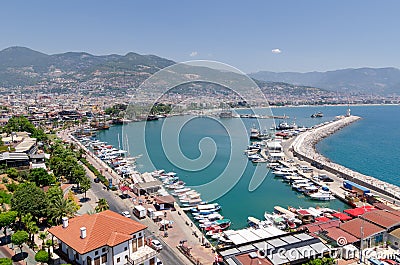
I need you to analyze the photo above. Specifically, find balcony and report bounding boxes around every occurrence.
[126,246,157,265]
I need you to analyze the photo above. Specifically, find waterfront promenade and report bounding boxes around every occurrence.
[289,115,400,203]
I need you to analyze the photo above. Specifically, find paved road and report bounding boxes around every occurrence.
[87,170,188,265]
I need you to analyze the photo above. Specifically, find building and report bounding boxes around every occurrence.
[0,152,30,168]
[48,210,157,265]
[339,218,385,248]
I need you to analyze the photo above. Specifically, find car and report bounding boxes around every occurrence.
[120,211,131,218]
[94,177,100,183]
[156,258,163,265]
[151,239,163,251]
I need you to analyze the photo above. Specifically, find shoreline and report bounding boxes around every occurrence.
[290,115,400,202]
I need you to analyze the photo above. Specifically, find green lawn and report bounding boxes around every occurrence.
[0,145,14,153]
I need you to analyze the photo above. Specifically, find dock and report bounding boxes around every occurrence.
[285,115,400,205]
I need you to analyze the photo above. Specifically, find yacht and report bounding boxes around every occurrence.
[309,190,335,201]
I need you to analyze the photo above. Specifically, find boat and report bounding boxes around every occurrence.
[311,112,323,118]
[276,121,297,130]
[309,190,335,201]
[250,127,260,139]
[264,212,287,230]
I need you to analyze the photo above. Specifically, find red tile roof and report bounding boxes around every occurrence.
[361,210,400,229]
[48,210,147,254]
[315,217,331,223]
[324,227,359,244]
[154,195,175,204]
[340,218,384,239]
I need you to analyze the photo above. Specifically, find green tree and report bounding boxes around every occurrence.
[0,211,17,239]
[11,182,48,219]
[11,230,29,253]
[39,231,48,249]
[35,249,49,264]
[79,176,91,199]
[47,188,78,225]
[5,168,19,180]
[21,213,39,247]
[0,258,12,265]
[29,168,56,187]
[95,198,109,213]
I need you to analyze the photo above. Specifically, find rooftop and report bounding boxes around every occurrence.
[48,210,147,254]
[340,218,384,239]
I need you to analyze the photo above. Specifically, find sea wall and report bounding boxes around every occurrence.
[291,116,400,201]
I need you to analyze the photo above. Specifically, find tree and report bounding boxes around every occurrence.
[29,168,56,187]
[39,231,48,249]
[11,183,48,219]
[11,230,29,253]
[35,249,49,264]
[21,213,39,247]
[0,211,17,239]
[79,176,91,199]
[95,198,109,213]
[47,192,78,225]
[0,258,12,265]
[5,168,19,180]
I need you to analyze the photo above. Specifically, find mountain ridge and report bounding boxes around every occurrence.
[250,67,400,95]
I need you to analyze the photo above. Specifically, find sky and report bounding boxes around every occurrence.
[1,0,400,73]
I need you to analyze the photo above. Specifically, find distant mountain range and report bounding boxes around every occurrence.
[0,46,175,87]
[250,68,400,95]
[1,46,399,97]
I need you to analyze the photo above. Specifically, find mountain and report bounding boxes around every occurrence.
[0,46,175,87]
[250,67,400,95]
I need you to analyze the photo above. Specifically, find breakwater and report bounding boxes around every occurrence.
[291,115,400,201]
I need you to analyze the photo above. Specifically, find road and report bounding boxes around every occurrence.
[59,128,188,265]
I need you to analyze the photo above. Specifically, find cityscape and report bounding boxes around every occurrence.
[1,1,400,265]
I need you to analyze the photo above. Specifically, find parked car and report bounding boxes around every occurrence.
[151,239,163,251]
[120,211,131,218]
[156,258,163,265]
[94,177,100,183]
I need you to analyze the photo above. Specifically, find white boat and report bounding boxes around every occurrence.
[309,190,335,201]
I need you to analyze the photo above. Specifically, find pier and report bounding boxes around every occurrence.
[289,115,400,203]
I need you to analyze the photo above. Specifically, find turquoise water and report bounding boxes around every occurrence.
[96,105,400,228]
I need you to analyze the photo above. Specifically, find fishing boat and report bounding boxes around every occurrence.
[250,127,260,139]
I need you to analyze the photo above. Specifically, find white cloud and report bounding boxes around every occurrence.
[271,48,282,54]
[189,51,198,57]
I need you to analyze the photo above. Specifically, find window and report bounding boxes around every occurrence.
[95,250,99,255]
[94,257,100,265]
[138,237,143,248]
[132,240,137,252]
[124,247,127,251]
[101,254,107,263]
[117,257,120,263]
[150,257,155,265]
[102,247,106,253]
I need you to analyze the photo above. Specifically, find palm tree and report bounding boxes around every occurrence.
[39,231,48,250]
[95,198,109,213]
[48,194,78,225]
[21,213,39,247]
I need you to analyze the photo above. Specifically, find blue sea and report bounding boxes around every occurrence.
[96,105,400,228]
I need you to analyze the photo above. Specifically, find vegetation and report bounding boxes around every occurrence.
[0,258,12,265]
[11,182,48,219]
[11,230,29,253]
[303,257,335,265]
[47,186,78,225]
[35,249,49,264]
[150,103,172,115]
[0,211,17,238]
[95,198,109,213]
[105,103,127,116]
[28,168,56,187]
[80,158,108,186]
[3,116,47,141]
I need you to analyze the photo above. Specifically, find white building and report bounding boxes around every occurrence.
[49,210,157,265]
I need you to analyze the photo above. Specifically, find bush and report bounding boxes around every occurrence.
[5,182,18,192]
[80,158,109,186]
[35,249,49,263]
[0,258,12,265]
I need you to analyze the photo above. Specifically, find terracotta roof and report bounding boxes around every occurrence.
[48,210,147,254]
[303,220,340,233]
[235,253,272,265]
[361,210,400,229]
[339,218,384,239]
[324,227,359,244]
[373,202,395,211]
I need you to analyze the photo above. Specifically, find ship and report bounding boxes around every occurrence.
[311,112,323,118]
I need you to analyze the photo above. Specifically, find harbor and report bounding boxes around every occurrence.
[81,105,400,264]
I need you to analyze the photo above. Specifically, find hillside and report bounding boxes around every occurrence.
[250,67,400,95]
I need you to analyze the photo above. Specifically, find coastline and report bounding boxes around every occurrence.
[290,115,400,202]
